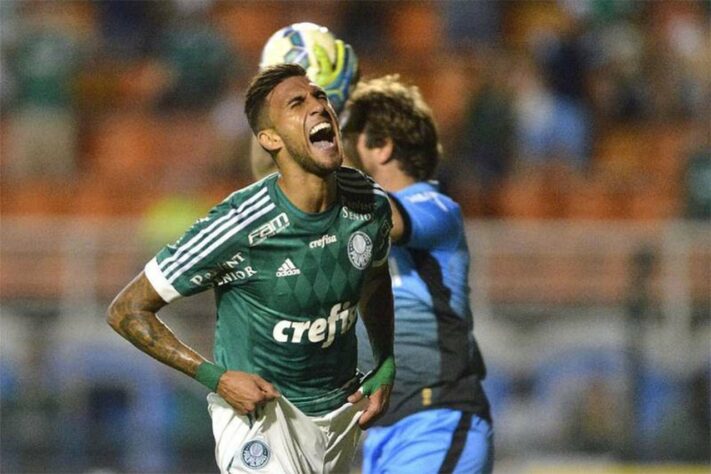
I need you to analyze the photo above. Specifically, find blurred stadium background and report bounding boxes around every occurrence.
[0,1,709,473]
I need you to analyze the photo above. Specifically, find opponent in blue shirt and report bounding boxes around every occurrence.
[342,75,493,474]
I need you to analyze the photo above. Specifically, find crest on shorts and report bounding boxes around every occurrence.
[240,439,270,469]
[347,231,373,270]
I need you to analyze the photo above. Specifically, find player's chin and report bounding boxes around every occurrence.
[310,145,343,172]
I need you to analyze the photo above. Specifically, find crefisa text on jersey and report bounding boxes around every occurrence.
[309,234,338,248]
[272,301,357,348]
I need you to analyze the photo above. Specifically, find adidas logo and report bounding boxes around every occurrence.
[276,258,301,277]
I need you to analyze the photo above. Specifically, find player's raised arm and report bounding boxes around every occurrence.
[107,272,278,415]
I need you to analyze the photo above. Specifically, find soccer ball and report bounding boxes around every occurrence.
[259,22,358,112]
[260,22,338,81]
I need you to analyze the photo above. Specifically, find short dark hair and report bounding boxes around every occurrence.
[245,63,307,134]
[342,75,441,181]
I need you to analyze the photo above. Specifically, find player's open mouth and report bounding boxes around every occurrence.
[308,122,336,150]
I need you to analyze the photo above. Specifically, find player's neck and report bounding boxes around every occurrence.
[372,169,415,193]
[277,171,338,214]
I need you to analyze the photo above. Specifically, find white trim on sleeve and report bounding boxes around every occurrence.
[145,257,183,303]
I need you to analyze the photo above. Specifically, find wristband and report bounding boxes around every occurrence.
[195,362,227,392]
[360,355,396,396]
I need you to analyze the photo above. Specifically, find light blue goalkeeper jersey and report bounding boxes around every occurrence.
[358,181,489,426]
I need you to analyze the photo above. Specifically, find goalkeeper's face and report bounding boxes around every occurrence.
[264,76,343,176]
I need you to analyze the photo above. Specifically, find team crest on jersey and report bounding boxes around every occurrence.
[240,439,270,469]
[347,231,373,269]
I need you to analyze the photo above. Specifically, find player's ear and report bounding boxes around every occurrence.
[258,129,282,153]
[359,134,393,165]
[378,138,394,165]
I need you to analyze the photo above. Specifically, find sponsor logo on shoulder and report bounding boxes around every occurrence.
[276,258,301,277]
[341,205,373,221]
[347,231,373,269]
[190,252,257,287]
[248,213,289,246]
[309,234,338,248]
[240,439,270,469]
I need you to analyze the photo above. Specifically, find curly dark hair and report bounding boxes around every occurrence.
[342,75,441,181]
[245,63,306,134]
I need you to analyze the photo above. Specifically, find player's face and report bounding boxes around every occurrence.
[266,76,342,176]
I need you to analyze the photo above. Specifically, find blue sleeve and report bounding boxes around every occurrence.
[394,194,461,250]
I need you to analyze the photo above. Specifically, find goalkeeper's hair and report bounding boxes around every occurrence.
[342,75,441,181]
[245,63,307,134]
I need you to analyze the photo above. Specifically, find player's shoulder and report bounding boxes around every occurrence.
[221,173,276,209]
[203,173,282,238]
[397,182,462,220]
[336,167,390,211]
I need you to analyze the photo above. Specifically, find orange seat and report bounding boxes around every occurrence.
[497,173,551,219]
[563,177,621,220]
[388,2,443,56]
[0,179,75,216]
[211,2,288,63]
[627,185,679,220]
[87,112,159,181]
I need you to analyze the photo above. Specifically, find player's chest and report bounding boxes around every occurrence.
[227,218,380,308]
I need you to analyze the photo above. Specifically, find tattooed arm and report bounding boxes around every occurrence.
[107,272,204,376]
[107,272,279,413]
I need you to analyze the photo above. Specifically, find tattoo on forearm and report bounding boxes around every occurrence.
[110,274,203,377]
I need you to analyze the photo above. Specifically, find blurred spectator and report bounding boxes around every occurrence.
[442,0,502,50]
[0,1,19,113]
[155,19,239,112]
[684,147,711,221]
[559,0,635,25]
[3,12,85,180]
[339,1,391,55]
[645,1,709,121]
[654,368,710,462]
[566,378,625,454]
[209,77,254,181]
[0,55,15,114]
[444,52,515,214]
[95,0,169,59]
[509,54,590,171]
[531,20,589,102]
[586,20,649,121]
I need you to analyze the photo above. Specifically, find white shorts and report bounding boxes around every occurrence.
[207,393,367,474]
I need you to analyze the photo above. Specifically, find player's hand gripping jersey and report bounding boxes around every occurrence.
[358,181,490,426]
[146,167,392,416]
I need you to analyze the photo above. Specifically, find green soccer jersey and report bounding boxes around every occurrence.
[145,167,392,415]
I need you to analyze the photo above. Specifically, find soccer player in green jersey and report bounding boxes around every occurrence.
[108,64,396,474]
